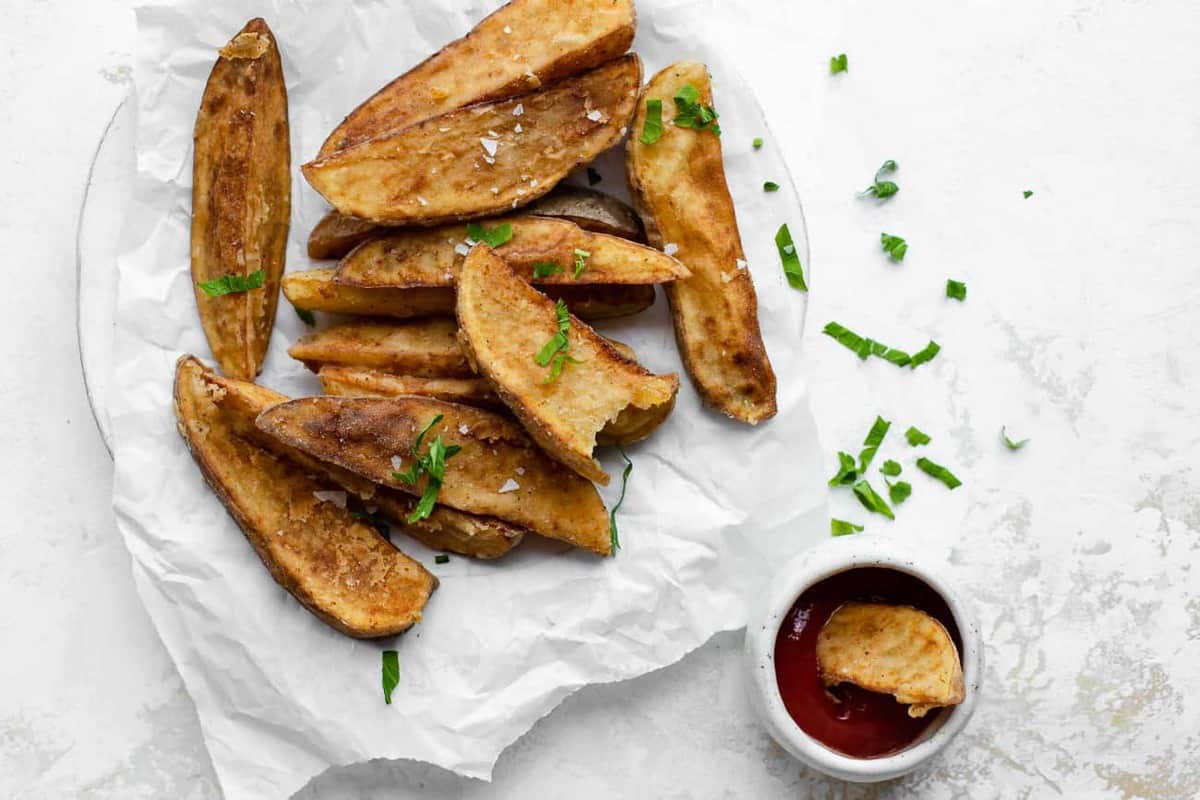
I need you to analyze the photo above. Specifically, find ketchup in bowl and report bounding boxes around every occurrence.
[772,567,963,758]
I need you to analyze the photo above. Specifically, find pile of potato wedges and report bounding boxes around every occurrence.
[179,0,777,639]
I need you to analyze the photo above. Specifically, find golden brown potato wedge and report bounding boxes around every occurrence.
[173,356,436,637]
[626,62,777,424]
[334,216,686,288]
[289,319,474,377]
[191,18,290,380]
[200,368,524,559]
[307,210,380,260]
[456,245,678,484]
[317,0,636,156]
[816,602,965,718]
[303,55,642,226]
[256,396,612,555]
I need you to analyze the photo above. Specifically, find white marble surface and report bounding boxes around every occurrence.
[4,0,1199,797]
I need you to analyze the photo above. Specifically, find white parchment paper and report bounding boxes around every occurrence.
[109,1,827,797]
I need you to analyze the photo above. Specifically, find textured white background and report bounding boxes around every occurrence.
[3,0,1199,798]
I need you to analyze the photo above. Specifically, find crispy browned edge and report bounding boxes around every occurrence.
[173,356,436,637]
[191,18,290,380]
[317,0,636,157]
[455,245,679,485]
[301,55,642,226]
[307,210,379,259]
[625,61,778,424]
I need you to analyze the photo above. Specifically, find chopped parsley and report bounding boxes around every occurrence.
[830,53,849,74]
[881,233,908,261]
[916,457,962,489]
[535,299,580,383]
[293,304,316,326]
[197,269,265,297]
[753,137,764,149]
[881,459,902,477]
[573,248,591,279]
[381,650,400,704]
[1001,426,1030,451]
[822,322,936,369]
[887,479,912,505]
[831,518,864,537]
[641,99,664,144]
[946,279,967,301]
[764,181,780,192]
[905,426,931,446]
[775,224,807,291]
[860,160,899,199]
[1023,190,1034,199]
[434,554,450,564]
[853,480,895,520]
[466,222,513,248]
[393,414,463,522]
[532,262,563,279]
[829,416,891,486]
[587,167,603,185]
[609,449,633,552]
[909,340,942,368]
[828,451,859,487]
[673,84,721,136]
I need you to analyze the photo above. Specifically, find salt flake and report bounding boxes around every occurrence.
[312,490,348,509]
[664,243,679,256]
[498,478,520,494]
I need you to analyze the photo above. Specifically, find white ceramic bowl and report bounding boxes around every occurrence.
[743,534,983,782]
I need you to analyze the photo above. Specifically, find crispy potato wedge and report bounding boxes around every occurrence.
[816,602,965,718]
[626,62,777,424]
[191,18,290,380]
[318,361,669,447]
[317,0,636,156]
[303,56,642,226]
[335,216,685,289]
[307,186,645,261]
[307,210,380,260]
[527,185,646,242]
[289,318,474,377]
[456,246,678,484]
[257,396,612,555]
[173,356,435,637]
[200,369,524,559]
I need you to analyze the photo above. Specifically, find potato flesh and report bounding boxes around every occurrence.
[288,318,474,377]
[173,357,435,638]
[455,245,678,484]
[307,210,380,259]
[191,18,291,380]
[256,396,612,555]
[626,61,777,424]
[302,55,642,226]
[317,0,636,156]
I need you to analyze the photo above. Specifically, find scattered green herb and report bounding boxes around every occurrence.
[853,480,895,520]
[673,84,721,136]
[881,233,908,262]
[534,299,580,383]
[435,554,450,564]
[573,248,591,279]
[908,340,942,369]
[293,304,316,326]
[641,99,664,144]
[466,222,513,248]
[860,160,899,199]
[1023,190,1034,199]
[858,416,891,472]
[829,451,859,487]
[831,518,864,536]
[753,137,764,149]
[764,181,780,192]
[830,53,849,74]
[393,414,463,522]
[609,449,633,552]
[532,262,564,279]
[881,460,902,477]
[1001,426,1030,451]
[775,224,807,291]
[197,269,265,297]
[905,426,931,446]
[946,279,967,301]
[587,167,603,185]
[887,479,912,505]
[381,650,400,704]
[916,457,962,489]
[821,322,932,368]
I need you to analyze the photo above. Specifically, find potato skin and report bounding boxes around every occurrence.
[306,210,380,260]
[191,18,290,380]
[626,62,778,424]
[303,56,642,226]
[317,0,636,157]
[173,356,436,638]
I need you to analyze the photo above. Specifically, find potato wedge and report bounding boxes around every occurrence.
[200,368,524,559]
[456,245,678,484]
[307,210,380,260]
[256,396,612,555]
[289,318,474,377]
[173,356,435,637]
[307,186,645,261]
[191,18,290,380]
[334,216,686,288]
[816,602,965,718]
[302,55,642,226]
[317,0,636,156]
[626,62,777,424]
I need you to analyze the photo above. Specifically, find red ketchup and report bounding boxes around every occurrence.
[773,567,962,758]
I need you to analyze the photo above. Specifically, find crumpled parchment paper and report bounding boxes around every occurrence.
[109,1,827,797]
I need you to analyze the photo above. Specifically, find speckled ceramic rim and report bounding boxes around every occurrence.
[742,534,983,783]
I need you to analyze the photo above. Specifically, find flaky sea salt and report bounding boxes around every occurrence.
[664,243,679,256]
[480,138,499,157]
[498,478,520,494]
[513,103,524,116]
[312,490,347,508]
[391,455,404,471]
